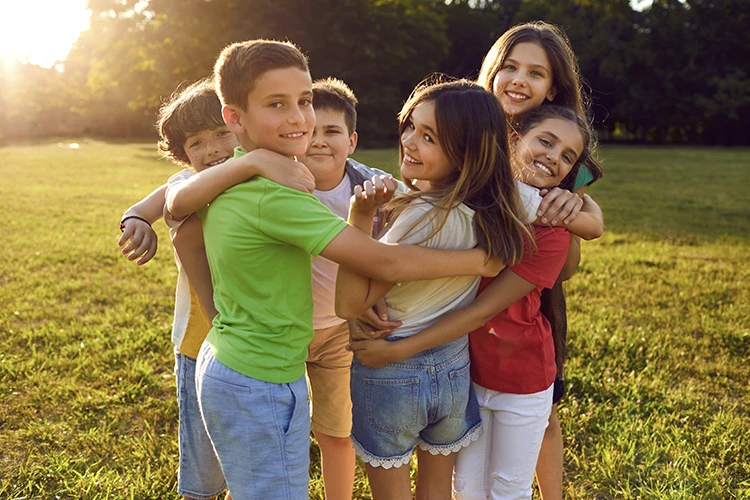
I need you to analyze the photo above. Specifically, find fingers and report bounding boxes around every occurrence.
[538,188,580,225]
[136,239,158,266]
[562,196,584,225]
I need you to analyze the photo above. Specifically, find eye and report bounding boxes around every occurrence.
[562,153,573,164]
[502,64,516,71]
[405,121,415,131]
[539,138,552,147]
[531,70,544,77]
[269,101,284,109]
[423,134,434,143]
[326,129,341,135]
[188,140,202,149]
[217,129,232,137]
[300,98,312,107]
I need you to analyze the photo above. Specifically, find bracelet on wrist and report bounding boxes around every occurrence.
[120,215,152,233]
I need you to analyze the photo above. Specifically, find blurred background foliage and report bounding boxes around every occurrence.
[1,0,748,147]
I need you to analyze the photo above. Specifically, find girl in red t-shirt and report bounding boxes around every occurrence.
[349,105,599,499]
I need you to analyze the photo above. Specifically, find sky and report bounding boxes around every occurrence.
[0,0,91,68]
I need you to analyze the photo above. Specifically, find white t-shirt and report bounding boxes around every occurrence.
[382,199,480,339]
[311,173,351,330]
[516,180,543,223]
[163,169,212,358]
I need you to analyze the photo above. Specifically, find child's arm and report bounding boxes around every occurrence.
[349,267,537,367]
[332,176,505,319]
[172,214,218,320]
[167,149,316,219]
[558,236,581,282]
[536,188,603,241]
[118,184,167,265]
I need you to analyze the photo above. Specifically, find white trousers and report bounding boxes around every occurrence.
[453,383,554,500]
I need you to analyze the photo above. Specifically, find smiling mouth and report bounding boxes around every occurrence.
[505,91,529,102]
[533,160,552,176]
[404,154,422,165]
[206,157,230,167]
[281,132,307,139]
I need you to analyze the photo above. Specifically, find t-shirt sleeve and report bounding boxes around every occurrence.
[258,182,348,256]
[574,165,594,190]
[163,169,194,231]
[510,228,571,289]
[381,201,436,247]
[515,181,543,223]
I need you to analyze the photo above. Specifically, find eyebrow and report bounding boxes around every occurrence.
[263,90,313,99]
[505,58,550,72]
[421,123,438,136]
[541,131,580,158]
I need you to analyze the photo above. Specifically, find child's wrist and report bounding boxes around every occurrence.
[120,215,151,232]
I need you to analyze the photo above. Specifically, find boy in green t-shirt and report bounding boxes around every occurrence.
[167,39,500,498]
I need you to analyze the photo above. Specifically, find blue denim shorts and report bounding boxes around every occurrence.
[350,336,481,468]
[195,342,310,500]
[174,349,226,499]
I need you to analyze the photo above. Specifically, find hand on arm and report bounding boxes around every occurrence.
[349,268,537,367]
[118,184,167,265]
[348,299,402,341]
[166,149,315,219]
[536,187,603,241]
[172,214,218,320]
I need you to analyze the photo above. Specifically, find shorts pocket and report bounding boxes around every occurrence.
[364,377,420,433]
[448,362,472,418]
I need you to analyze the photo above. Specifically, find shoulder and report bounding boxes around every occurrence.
[533,226,571,250]
[167,168,194,186]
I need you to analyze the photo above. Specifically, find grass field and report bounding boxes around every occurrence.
[1,140,749,499]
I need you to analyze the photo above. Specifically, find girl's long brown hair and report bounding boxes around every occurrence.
[387,79,531,265]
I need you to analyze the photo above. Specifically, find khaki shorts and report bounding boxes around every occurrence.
[306,321,353,438]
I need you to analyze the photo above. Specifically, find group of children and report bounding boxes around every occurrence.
[118,20,603,500]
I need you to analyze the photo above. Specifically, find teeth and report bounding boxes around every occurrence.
[506,91,528,100]
[534,160,552,176]
[282,132,305,138]
[206,157,229,167]
[404,154,422,164]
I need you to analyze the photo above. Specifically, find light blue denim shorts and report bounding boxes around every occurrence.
[350,335,481,468]
[195,342,311,500]
[174,348,226,499]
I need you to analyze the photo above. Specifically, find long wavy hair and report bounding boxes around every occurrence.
[386,79,531,265]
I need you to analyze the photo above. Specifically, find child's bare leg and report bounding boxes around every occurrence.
[415,448,455,500]
[535,404,563,500]
[365,463,412,500]
[313,430,355,500]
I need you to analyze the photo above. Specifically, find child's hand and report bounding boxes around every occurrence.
[250,149,316,193]
[348,338,403,368]
[349,299,402,341]
[537,188,583,226]
[351,175,398,215]
[118,218,158,265]
[474,249,506,277]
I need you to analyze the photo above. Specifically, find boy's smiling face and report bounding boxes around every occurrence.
[223,67,315,158]
[301,108,357,191]
[182,126,239,172]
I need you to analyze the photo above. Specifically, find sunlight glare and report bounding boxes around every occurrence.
[0,0,91,68]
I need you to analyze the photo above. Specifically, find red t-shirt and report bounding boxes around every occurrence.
[469,227,571,394]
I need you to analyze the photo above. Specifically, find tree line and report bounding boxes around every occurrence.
[1,0,748,146]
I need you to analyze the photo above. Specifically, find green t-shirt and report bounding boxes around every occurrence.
[574,165,594,191]
[199,149,348,384]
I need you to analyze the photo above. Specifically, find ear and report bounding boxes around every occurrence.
[546,86,557,102]
[509,131,521,150]
[222,105,244,135]
[348,131,358,155]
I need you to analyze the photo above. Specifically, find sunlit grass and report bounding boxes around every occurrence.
[1,141,748,498]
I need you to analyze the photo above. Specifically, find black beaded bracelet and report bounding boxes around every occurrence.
[120,215,152,232]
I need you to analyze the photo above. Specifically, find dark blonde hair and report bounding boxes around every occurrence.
[388,79,530,265]
[156,77,225,166]
[214,39,309,110]
[312,77,358,135]
[514,105,603,186]
[477,21,587,119]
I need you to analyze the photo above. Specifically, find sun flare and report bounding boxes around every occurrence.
[0,0,91,68]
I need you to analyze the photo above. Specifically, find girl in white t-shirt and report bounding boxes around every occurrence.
[335,79,532,500]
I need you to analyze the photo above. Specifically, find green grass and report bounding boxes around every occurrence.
[1,141,749,499]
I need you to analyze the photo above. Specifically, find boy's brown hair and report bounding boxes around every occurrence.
[214,39,309,111]
[156,77,225,166]
[312,77,358,134]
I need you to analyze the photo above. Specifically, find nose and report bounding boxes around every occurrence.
[546,147,560,165]
[401,128,416,149]
[511,72,527,86]
[309,130,323,147]
[288,104,305,125]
